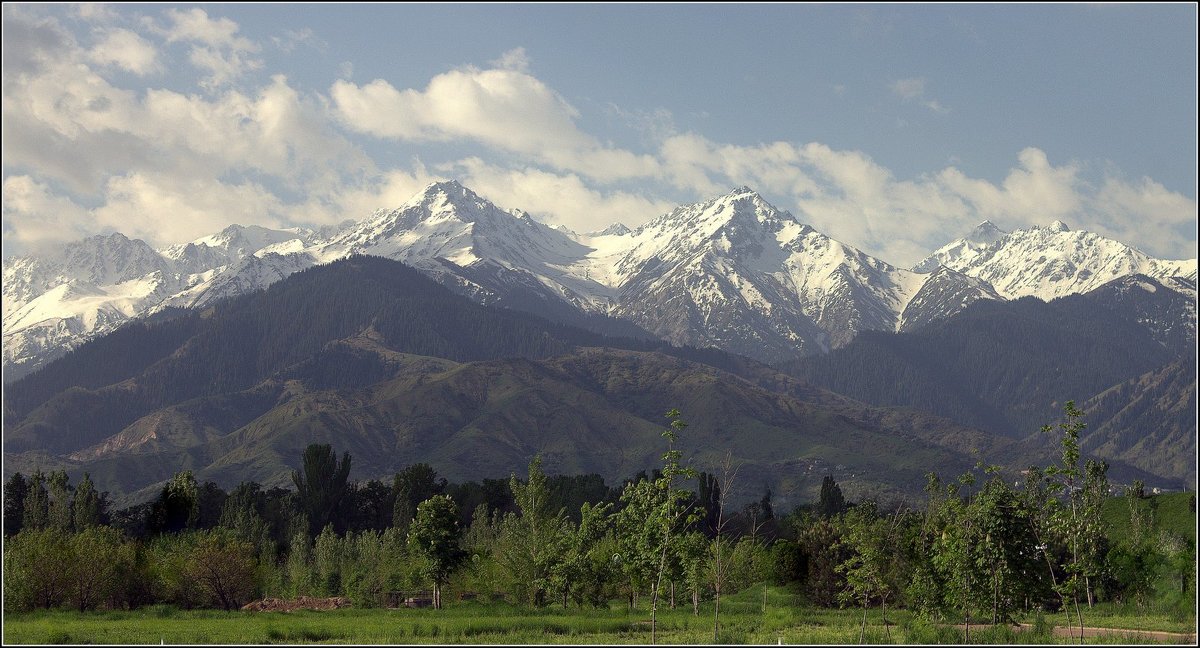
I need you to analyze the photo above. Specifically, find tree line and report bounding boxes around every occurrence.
[3,404,1194,643]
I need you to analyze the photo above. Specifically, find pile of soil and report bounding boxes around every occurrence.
[241,596,352,612]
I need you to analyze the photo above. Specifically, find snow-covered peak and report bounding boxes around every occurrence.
[587,223,632,237]
[925,221,1196,300]
[968,220,1007,244]
[172,224,306,256]
[914,220,1009,273]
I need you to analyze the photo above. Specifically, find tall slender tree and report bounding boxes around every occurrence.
[4,473,29,537]
[292,444,352,537]
[22,470,49,531]
[71,473,102,529]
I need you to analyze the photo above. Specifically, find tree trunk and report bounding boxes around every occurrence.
[992,570,999,625]
[1086,576,1093,608]
[859,598,867,643]
[1074,595,1084,644]
[883,595,890,638]
[670,581,675,610]
[713,582,721,643]
[692,588,699,616]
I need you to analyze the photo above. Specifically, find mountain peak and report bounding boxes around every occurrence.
[589,223,632,237]
[967,220,1007,245]
[1046,220,1070,233]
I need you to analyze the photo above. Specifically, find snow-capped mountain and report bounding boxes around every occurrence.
[5,181,1198,378]
[1082,274,1197,357]
[591,187,924,358]
[913,220,1006,273]
[916,220,1197,300]
[897,266,1004,333]
[2,226,312,380]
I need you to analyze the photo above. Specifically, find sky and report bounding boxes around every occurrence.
[2,3,1196,267]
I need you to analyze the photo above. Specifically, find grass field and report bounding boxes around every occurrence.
[4,585,1194,645]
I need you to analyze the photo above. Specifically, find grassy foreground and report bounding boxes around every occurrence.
[3,586,1194,644]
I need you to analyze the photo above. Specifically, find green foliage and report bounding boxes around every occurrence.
[150,470,200,534]
[292,444,352,537]
[495,455,570,607]
[22,470,49,531]
[794,514,847,607]
[836,502,899,639]
[818,476,846,518]
[285,528,315,598]
[71,473,102,529]
[185,529,259,610]
[3,527,73,611]
[66,526,134,612]
[4,472,29,537]
[393,463,447,536]
[145,532,203,608]
[408,494,466,609]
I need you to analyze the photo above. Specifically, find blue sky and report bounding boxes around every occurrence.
[2,3,1196,265]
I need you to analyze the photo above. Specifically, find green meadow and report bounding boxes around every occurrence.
[4,585,1194,645]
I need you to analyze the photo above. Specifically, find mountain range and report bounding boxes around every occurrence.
[6,181,1195,378]
[2,181,1196,505]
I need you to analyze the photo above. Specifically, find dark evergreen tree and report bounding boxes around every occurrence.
[697,471,722,538]
[71,473,102,529]
[4,473,29,537]
[818,476,846,518]
[22,470,49,531]
[149,470,200,534]
[292,444,352,537]
[392,463,447,534]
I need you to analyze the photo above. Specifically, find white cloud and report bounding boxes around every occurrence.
[489,47,530,72]
[2,15,1193,268]
[74,3,117,23]
[891,76,950,114]
[160,8,262,90]
[272,27,324,53]
[330,61,660,183]
[444,157,676,233]
[87,28,160,75]
[94,172,286,245]
[1089,175,1199,259]
[2,176,94,252]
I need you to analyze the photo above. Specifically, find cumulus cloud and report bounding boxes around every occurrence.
[87,28,160,75]
[489,47,530,72]
[443,157,676,234]
[160,8,262,89]
[2,176,95,253]
[330,60,659,183]
[2,9,1194,268]
[92,172,287,245]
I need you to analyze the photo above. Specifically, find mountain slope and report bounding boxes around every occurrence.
[1080,360,1197,484]
[3,256,757,457]
[781,281,1184,446]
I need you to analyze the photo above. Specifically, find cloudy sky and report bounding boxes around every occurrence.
[2,3,1196,266]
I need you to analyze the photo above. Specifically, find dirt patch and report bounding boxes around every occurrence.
[241,596,352,612]
[1017,622,1197,644]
